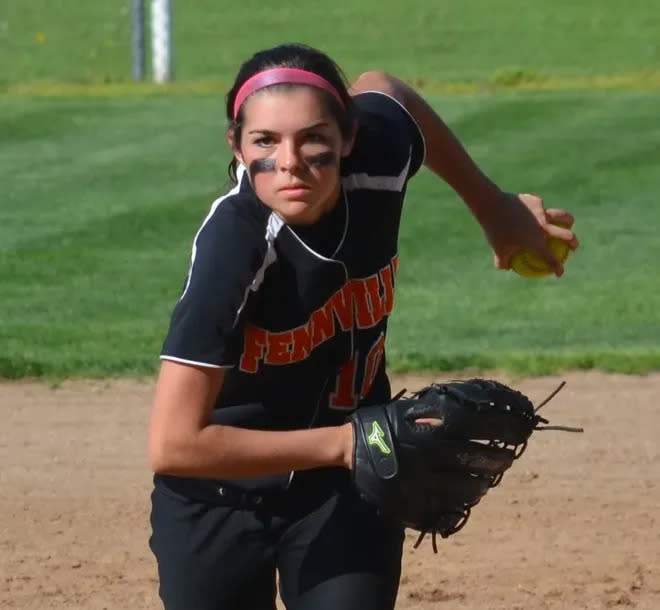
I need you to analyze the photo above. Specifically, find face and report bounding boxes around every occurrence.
[230,87,354,225]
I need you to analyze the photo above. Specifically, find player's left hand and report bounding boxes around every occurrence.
[347,378,584,551]
[481,192,579,277]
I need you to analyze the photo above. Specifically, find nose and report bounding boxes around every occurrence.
[277,138,302,173]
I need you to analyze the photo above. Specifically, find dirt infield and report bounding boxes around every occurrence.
[2,372,659,609]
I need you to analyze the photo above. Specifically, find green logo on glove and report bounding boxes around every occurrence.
[367,421,391,455]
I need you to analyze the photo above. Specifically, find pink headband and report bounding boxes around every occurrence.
[233,68,345,119]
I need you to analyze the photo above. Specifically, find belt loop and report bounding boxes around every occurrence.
[217,486,267,510]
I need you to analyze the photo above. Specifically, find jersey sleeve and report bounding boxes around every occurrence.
[160,201,266,368]
[349,91,426,180]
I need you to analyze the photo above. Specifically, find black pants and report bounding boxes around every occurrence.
[149,472,405,610]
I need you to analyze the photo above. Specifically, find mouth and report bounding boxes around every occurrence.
[278,184,312,198]
[278,183,311,192]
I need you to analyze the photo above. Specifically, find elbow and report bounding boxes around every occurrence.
[148,437,173,475]
[148,433,192,476]
[355,70,392,83]
[353,71,399,96]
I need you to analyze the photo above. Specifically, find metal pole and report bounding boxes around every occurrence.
[151,0,173,83]
[132,0,146,81]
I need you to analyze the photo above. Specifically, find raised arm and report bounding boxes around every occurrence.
[350,71,579,275]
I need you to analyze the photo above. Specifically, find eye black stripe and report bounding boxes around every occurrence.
[249,158,276,178]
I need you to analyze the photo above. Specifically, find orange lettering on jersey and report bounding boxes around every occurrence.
[311,301,335,348]
[239,256,400,371]
[330,284,353,331]
[239,326,268,373]
[364,274,385,323]
[265,330,293,365]
[361,333,386,399]
[291,324,313,362]
[380,264,395,315]
[391,253,399,277]
[351,279,376,328]
[329,354,358,409]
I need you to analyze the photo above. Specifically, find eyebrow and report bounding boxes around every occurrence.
[247,121,330,135]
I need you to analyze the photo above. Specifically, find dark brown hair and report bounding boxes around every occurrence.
[225,43,357,183]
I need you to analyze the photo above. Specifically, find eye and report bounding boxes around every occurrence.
[254,136,274,147]
[305,132,327,144]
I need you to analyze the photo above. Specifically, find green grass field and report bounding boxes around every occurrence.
[2,2,660,378]
[2,1,659,88]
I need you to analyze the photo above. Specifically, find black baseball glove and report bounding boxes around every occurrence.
[348,378,582,551]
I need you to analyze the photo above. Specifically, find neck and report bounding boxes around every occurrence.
[320,180,343,216]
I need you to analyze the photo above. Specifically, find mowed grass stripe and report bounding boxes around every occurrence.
[3,1,659,85]
[1,96,229,251]
[4,70,660,99]
[2,90,660,378]
[388,90,660,371]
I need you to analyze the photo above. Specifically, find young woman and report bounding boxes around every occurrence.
[148,43,578,610]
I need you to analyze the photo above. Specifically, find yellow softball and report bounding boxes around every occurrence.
[510,226,572,279]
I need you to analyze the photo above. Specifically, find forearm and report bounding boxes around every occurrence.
[151,422,353,479]
[149,361,354,479]
[403,82,502,217]
[351,71,502,221]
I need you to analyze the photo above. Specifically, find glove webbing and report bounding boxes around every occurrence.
[413,508,471,554]
[410,382,577,553]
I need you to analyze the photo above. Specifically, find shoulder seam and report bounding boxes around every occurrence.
[353,90,427,166]
[342,152,411,192]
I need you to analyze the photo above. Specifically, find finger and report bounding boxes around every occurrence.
[544,223,579,250]
[519,192,543,205]
[518,193,545,218]
[536,241,565,277]
[544,208,574,228]
[415,417,444,426]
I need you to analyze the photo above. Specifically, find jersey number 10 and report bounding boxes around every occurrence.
[329,333,385,410]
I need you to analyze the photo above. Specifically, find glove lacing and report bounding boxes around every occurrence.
[411,381,582,553]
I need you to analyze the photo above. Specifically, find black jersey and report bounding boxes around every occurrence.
[161,92,425,430]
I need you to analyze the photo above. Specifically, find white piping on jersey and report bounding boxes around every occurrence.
[342,152,411,192]
[231,210,283,328]
[353,90,427,165]
[332,189,349,258]
[282,188,349,261]
[179,167,245,302]
[159,355,232,369]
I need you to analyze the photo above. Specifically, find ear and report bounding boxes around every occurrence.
[340,119,359,158]
[226,128,245,166]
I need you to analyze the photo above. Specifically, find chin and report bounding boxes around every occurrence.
[283,208,322,226]
[277,199,323,225]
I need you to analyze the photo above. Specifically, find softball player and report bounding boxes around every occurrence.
[148,43,578,610]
